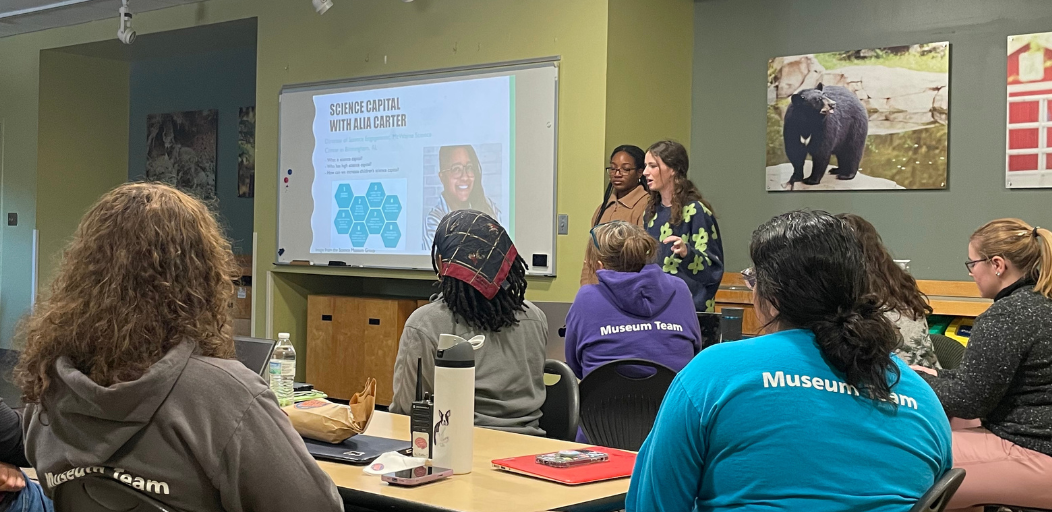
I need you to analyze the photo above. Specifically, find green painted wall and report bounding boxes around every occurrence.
[36,51,131,295]
[605,0,693,154]
[693,0,1052,280]
[0,0,617,347]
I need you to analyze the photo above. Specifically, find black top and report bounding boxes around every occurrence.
[920,278,1052,456]
[0,399,27,468]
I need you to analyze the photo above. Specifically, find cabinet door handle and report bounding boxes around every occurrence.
[321,315,332,321]
[368,318,381,325]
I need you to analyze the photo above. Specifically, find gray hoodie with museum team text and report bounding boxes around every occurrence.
[23,340,344,512]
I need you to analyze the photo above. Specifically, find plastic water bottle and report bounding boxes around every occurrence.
[270,333,296,406]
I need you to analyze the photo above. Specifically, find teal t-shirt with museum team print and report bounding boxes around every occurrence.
[645,200,723,312]
[626,328,953,512]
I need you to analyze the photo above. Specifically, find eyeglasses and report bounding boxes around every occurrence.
[442,164,477,179]
[605,166,638,176]
[741,267,756,290]
[964,257,989,273]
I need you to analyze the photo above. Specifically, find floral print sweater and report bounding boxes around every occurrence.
[645,201,724,312]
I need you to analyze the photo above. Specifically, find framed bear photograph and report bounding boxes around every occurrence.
[766,42,950,192]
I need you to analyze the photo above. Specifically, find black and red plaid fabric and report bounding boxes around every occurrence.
[432,210,518,300]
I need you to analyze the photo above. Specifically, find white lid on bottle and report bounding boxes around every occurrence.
[278,332,290,340]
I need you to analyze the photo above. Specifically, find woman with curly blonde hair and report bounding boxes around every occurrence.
[16,183,342,512]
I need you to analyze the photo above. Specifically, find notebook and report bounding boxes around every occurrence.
[491,446,636,485]
[303,435,413,465]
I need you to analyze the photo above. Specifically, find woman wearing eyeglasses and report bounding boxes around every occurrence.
[913,219,1052,511]
[580,145,649,285]
[643,140,724,312]
[422,145,501,249]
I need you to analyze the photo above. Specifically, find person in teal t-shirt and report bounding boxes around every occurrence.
[642,140,723,312]
[627,210,952,512]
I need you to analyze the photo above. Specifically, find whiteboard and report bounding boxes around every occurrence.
[277,59,559,275]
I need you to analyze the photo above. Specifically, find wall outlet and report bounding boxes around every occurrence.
[557,214,568,235]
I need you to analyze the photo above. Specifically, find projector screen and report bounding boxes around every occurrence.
[277,60,559,275]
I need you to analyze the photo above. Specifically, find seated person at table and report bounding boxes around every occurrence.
[15,183,343,512]
[0,398,52,512]
[565,220,700,379]
[627,210,951,512]
[839,213,940,368]
[916,218,1052,511]
[391,210,547,436]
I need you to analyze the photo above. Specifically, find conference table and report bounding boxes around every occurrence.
[319,411,630,512]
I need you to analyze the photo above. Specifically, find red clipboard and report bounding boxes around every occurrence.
[491,446,636,485]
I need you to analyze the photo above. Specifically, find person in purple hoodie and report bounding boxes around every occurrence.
[565,220,702,383]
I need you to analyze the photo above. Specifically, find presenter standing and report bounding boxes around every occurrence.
[423,145,501,249]
[580,145,649,285]
[643,140,723,312]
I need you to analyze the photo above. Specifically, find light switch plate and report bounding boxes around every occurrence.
[557,214,568,235]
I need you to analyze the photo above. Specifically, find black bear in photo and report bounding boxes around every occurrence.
[782,83,868,186]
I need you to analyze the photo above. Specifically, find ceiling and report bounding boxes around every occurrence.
[0,0,206,39]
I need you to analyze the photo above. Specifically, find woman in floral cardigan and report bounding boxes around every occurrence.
[642,140,723,312]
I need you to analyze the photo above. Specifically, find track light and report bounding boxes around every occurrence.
[117,0,135,44]
[313,0,333,14]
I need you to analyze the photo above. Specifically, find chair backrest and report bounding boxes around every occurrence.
[55,474,176,512]
[578,359,676,451]
[909,468,966,512]
[539,359,580,441]
[930,334,966,370]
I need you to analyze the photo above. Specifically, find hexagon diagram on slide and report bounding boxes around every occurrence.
[334,183,353,209]
[350,196,369,221]
[381,222,401,248]
[381,195,402,221]
[366,182,386,208]
[333,210,352,234]
[365,209,386,234]
[349,223,369,248]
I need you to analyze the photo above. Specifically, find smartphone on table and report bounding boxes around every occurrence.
[535,449,609,468]
[381,466,453,487]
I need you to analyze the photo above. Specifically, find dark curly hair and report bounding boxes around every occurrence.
[751,210,900,402]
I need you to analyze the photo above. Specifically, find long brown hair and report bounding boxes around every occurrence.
[971,218,1052,299]
[16,183,239,403]
[592,221,657,273]
[644,140,713,226]
[838,214,932,320]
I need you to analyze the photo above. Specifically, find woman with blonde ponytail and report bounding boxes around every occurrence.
[916,218,1052,511]
[565,221,701,440]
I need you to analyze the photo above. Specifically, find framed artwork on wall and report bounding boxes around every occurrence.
[1007,32,1052,188]
[238,106,256,198]
[146,109,218,201]
[766,42,949,192]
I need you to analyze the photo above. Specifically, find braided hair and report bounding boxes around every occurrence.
[436,255,529,332]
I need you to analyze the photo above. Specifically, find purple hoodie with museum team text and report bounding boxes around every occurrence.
[565,264,702,381]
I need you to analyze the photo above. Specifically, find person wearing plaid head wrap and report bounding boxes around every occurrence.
[390,210,548,436]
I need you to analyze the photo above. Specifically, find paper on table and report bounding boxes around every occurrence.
[363,451,428,476]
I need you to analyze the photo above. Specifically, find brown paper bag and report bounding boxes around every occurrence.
[283,378,376,443]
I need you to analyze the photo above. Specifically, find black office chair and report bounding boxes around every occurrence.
[578,359,676,451]
[539,359,580,441]
[55,474,175,512]
[931,334,966,370]
[909,468,965,512]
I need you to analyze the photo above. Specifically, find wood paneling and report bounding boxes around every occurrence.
[307,296,417,405]
[716,273,992,334]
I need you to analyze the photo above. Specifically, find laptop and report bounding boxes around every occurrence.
[491,446,636,486]
[234,336,277,377]
[303,435,413,465]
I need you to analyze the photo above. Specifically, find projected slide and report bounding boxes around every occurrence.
[310,77,512,255]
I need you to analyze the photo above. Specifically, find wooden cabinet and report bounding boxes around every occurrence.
[306,295,418,405]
